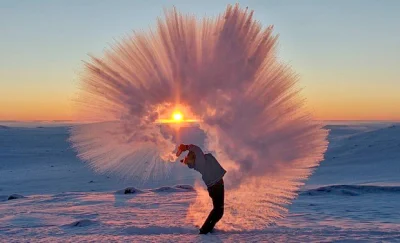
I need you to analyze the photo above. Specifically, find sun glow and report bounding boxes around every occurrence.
[172,111,183,122]
[155,106,200,125]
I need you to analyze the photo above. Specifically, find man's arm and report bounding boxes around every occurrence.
[176,144,205,168]
[181,156,195,169]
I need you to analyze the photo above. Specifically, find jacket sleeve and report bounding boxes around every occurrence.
[187,144,206,167]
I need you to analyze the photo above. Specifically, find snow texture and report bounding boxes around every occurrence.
[0,122,399,242]
[65,219,97,228]
[68,4,328,230]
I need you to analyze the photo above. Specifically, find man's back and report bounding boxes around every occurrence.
[186,144,226,187]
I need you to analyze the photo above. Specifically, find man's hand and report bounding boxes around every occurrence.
[176,144,189,157]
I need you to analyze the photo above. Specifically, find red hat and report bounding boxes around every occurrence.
[176,144,188,157]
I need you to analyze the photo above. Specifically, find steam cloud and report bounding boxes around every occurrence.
[69,4,328,230]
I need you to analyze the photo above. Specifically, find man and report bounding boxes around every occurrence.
[176,144,226,234]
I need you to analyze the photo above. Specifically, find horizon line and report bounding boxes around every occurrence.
[1,119,400,123]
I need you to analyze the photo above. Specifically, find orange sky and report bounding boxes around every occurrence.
[1,68,399,121]
[1,65,399,122]
[1,92,399,122]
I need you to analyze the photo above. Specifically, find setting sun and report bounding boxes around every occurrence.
[154,106,201,125]
[173,111,183,122]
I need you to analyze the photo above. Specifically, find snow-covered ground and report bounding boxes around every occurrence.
[1,122,400,242]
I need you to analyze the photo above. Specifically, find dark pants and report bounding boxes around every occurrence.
[200,178,224,234]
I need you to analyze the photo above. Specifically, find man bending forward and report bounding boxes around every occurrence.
[176,144,226,234]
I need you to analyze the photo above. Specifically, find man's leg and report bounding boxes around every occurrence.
[207,179,224,232]
[199,179,224,234]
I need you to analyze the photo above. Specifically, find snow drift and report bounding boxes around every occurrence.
[301,185,400,196]
[69,4,328,230]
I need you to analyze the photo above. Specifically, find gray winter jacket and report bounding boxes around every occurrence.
[186,144,226,187]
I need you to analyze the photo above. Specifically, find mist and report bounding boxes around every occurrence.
[69,4,328,230]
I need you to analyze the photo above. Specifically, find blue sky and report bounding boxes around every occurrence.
[1,0,399,120]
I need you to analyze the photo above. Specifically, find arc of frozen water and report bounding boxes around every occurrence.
[69,4,328,230]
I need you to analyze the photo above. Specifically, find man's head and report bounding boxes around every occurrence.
[186,150,196,164]
[176,144,188,157]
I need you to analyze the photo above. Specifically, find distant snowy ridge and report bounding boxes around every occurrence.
[150,185,195,193]
[301,185,400,196]
[0,194,25,201]
[115,185,195,194]
[115,187,145,195]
